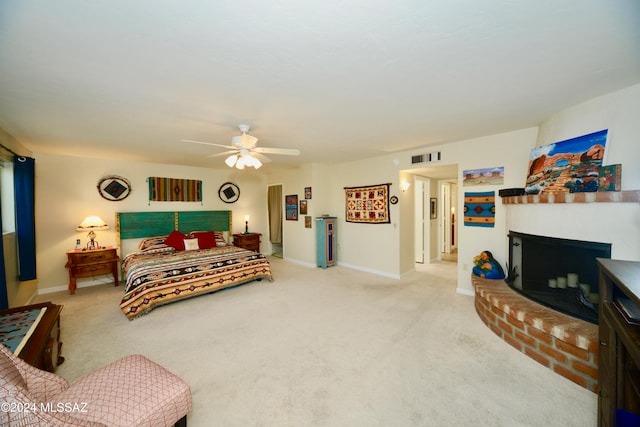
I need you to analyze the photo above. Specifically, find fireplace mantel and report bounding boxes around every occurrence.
[502,189,640,205]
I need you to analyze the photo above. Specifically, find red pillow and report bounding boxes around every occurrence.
[164,230,188,251]
[190,231,217,249]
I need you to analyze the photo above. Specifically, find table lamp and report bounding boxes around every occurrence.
[76,216,109,250]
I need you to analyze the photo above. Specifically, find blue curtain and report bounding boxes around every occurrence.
[13,156,36,281]
[0,197,8,309]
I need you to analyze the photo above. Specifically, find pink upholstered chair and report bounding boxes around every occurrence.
[0,344,191,426]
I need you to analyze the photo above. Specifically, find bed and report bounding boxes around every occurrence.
[116,210,273,320]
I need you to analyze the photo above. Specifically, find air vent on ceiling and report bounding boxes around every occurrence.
[411,151,442,164]
[411,154,425,164]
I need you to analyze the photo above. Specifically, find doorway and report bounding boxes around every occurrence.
[267,184,283,258]
[410,164,458,267]
[440,180,458,262]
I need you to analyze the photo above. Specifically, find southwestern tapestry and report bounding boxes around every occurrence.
[344,183,390,224]
[148,177,202,202]
[464,191,495,227]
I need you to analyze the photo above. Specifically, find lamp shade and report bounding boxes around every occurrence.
[76,216,109,231]
[225,154,238,167]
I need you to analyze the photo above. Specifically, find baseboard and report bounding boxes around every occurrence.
[281,257,316,269]
[456,287,474,297]
[38,277,117,295]
[337,262,401,279]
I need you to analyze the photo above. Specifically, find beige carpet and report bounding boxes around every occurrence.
[34,258,596,426]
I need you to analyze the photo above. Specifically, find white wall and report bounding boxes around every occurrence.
[329,155,404,277]
[507,83,640,262]
[35,153,267,292]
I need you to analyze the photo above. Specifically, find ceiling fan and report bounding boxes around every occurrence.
[182,124,300,169]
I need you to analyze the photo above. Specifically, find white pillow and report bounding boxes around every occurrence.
[183,238,199,251]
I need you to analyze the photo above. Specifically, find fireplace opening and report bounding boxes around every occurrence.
[506,231,611,324]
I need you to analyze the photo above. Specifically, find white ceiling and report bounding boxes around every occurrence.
[1,1,639,175]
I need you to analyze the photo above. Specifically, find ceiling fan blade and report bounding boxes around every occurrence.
[251,152,272,163]
[208,150,238,158]
[253,147,301,156]
[181,139,235,149]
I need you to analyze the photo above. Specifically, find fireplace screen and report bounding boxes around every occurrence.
[506,231,611,324]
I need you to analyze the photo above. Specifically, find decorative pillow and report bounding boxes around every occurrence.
[138,236,168,251]
[189,230,227,247]
[137,236,175,255]
[140,245,175,255]
[164,230,188,251]
[190,231,217,249]
[214,231,228,247]
[183,238,200,251]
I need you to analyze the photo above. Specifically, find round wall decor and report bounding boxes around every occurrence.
[97,175,132,201]
[389,195,399,205]
[218,182,240,203]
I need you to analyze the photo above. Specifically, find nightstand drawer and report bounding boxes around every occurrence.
[75,264,112,276]
[74,252,113,263]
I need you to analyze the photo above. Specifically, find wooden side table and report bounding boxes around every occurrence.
[233,233,262,252]
[65,247,119,294]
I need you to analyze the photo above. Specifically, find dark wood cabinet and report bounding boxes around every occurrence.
[597,258,640,427]
[233,233,261,252]
[65,247,119,294]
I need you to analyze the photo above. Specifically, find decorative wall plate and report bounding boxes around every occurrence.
[389,195,399,205]
[97,175,131,201]
[218,182,240,203]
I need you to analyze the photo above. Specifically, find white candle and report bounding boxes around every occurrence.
[567,273,579,288]
[548,279,557,288]
[557,277,567,288]
[579,283,591,295]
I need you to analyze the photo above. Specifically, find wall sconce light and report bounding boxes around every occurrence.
[244,215,250,234]
[401,181,411,192]
[76,216,109,250]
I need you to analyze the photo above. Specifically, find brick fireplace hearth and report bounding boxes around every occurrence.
[472,275,598,392]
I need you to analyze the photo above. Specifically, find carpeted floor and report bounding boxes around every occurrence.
[34,257,596,426]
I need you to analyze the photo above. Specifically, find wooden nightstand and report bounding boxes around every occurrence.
[65,247,119,294]
[233,233,262,253]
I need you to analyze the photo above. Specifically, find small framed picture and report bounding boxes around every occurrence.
[304,187,312,199]
[430,198,437,219]
[286,194,298,220]
[299,199,308,215]
[305,216,312,228]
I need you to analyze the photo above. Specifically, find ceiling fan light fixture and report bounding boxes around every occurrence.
[235,157,246,169]
[182,124,299,170]
[224,154,238,168]
[244,154,262,169]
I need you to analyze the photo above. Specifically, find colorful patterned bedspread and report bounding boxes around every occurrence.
[121,246,273,320]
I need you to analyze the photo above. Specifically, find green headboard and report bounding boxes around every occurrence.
[116,210,232,241]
